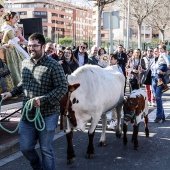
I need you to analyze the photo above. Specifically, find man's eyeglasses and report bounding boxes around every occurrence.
[80,46,86,50]
[147,50,153,52]
[48,47,54,50]
[59,50,63,54]
[27,44,41,48]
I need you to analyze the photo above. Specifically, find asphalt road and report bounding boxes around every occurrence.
[0,90,170,170]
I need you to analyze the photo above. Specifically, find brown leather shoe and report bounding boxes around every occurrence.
[157,78,163,86]
[162,84,169,93]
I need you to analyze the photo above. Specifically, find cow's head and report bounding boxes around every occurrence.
[123,96,139,122]
[60,83,80,128]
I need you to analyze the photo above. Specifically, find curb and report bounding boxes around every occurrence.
[0,126,61,160]
[0,139,19,160]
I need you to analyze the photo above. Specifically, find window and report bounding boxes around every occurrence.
[41,12,47,15]
[33,11,41,15]
[43,26,47,31]
[101,34,105,38]
[33,11,47,16]
[65,9,73,14]
[18,12,27,15]
[42,18,47,22]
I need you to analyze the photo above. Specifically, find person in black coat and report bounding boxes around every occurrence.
[60,47,79,75]
[115,44,128,93]
[73,42,88,67]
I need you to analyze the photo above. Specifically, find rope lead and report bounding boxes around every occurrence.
[0,98,45,133]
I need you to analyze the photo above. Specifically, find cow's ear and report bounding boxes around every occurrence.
[68,83,80,92]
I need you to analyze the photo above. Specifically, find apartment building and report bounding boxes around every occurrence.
[4,0,93,45]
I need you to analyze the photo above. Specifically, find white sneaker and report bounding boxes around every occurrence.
[148,101,151,106]
[107,120,117,130]
[151,102,156,107]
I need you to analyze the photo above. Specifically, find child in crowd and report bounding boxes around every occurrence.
[157,44,170,92]
[110,53,123,74]
[107,53,123,130]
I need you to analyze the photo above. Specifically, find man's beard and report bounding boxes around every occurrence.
[29,50,43,60]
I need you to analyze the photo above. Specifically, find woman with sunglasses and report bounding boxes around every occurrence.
[60,47,79,75]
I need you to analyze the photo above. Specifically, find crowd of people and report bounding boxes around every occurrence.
[0,5,170,170]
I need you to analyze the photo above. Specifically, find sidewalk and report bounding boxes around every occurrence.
[0,98,61,159]
[0,98,22,159]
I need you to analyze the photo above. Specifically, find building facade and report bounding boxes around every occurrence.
[4,0,93,46]
[92,1,160,49]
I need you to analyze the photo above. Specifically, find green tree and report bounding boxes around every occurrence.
[59,37,73,47]
[45,37,52,43]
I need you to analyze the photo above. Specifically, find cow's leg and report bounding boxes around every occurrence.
[98,113,107,146]
[115,105,122,138]
[144,115,149,137]
[65,118,75,165]
[123,122,128,145]
[66,130,76,165]
[86,130,95,159]
[133,124,139,150]
[86,116,100,158]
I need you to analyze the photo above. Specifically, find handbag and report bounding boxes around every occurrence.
[129,78,137,85]
[164,70,170,84]
[0,63,10,77]
[0,75,14,93]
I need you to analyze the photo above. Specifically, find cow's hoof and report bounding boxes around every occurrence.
[67,157,76,165]
[85,153,95,159]
[123,138,127,145]
[134,146,139,150]
[145,129,149,137]
[116,131,122,138]
[134,144,139,150]
[98,141,107,147]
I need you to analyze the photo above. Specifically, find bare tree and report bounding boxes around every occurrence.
[88,0,117,47]
[145,2,170,42]
[127,0,161,48]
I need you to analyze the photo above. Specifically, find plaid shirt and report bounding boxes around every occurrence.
[11,55,68,118]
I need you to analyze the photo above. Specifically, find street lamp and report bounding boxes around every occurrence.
[126,0,130,50]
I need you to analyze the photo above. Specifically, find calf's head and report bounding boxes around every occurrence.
[123,96,139,122]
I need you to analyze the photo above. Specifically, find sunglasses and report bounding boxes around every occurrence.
[147,50,153,52]
[81,46,86,49]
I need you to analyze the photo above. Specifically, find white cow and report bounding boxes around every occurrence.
[62,64,125,164]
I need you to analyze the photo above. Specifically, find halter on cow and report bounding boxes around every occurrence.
[123,89,149,150]
[60,64,125,165]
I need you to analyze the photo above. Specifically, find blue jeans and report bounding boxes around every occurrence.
[18,113,59,170]
[156,64,168,84]
[152,78,165,119]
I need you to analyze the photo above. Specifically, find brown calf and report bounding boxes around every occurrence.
[123,89,149,150]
